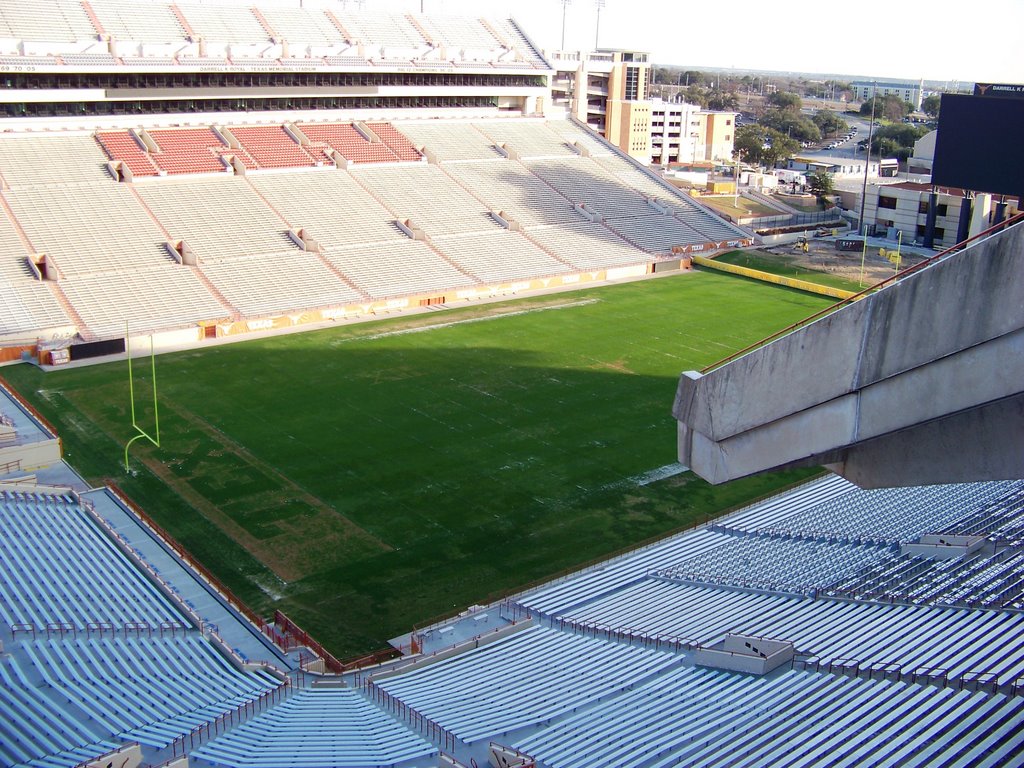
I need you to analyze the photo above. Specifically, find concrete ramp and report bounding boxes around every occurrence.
[674,220,1024,488]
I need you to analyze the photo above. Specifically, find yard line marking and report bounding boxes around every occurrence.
[341,298,600,341]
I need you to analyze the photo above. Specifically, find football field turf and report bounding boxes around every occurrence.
[4,271,833,656]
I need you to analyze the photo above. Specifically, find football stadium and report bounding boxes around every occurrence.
[0,1,1023,767]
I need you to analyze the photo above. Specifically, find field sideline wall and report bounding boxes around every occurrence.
[7,260,701,365]
[692,256,857,300]
[121,264,660,355]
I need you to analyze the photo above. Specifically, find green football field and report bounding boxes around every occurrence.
[4,270,833,657]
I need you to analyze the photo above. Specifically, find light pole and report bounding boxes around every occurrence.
[594,0,605,50]
[560,0,571,50]
[858,82,877,286]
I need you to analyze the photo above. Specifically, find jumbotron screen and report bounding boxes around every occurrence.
[932,90,1024,198]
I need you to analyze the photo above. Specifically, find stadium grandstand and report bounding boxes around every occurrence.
[0,1,1022,767]
[2,379,1024,767]
[0,0,752,359]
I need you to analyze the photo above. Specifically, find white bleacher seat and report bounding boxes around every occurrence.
[89,0,187,43]
[59,263,227,338]
[376,625,676,744]
[397,122,504,162]
[0,0,96,42]
[475,121,578,159]
[202,252,364,316]
[351,164,498,237]
[336,11,426,51]
[176,3,269,43]
[526,157,654,220]
[325,239,470,299]
[5,183,176,278]
[0,134,111,187]
[432,230,568,283]
[443,160,580,227]
[136,178,298,262]
[193,689,438,768]
[258,7,344,48]
[249,170,406,248]
[524,222,649,269]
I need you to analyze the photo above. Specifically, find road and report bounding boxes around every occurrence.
[800,112,874,160]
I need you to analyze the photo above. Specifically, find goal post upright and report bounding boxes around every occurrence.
[123,322,161,471]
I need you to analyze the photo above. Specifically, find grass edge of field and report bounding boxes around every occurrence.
[0,275,833,657]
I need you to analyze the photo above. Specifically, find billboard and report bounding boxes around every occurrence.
[932,91,1024,198]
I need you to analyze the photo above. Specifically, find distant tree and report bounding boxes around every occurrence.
[767,91,803,111]
[874,123,928,147]
[760,128,801,168]
[872,137,901,159]
[681,70,708,87]
[811,110,848,138]
[860,94,913,121]
[921,94,942,118]
[707,91,740,111]
[760,109,821,144]
[684,84,708,107]
[806,171,835,208]
[733,124,767,165]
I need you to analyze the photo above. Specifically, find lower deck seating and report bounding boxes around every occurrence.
[524,222,649,269]
[192,689,438,768]
[511,666,1024,768]
[0,273,71,336]
[374,625,676,744]
[249,171,406,248]
[59,264,227,339]
[201,252,365,315]
[0,654,112,768]
[325,240,471,299]
[351,164,497,236]
[4,183,175,278]
[603,214,716,252]
[136,178,298,262]
[431,231,568,283]
[0,489,184,629]
[20,635,278,749]
[551,579,1024,686]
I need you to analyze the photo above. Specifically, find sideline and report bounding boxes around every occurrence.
[9,267,699,372]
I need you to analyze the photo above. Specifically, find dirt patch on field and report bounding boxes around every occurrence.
[757,242,930,285]
[62,385,389,582]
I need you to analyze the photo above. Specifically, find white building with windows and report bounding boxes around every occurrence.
[851,80,926,110]
[648,99,737,166]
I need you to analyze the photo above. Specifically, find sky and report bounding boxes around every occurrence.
[361,0,1024,85]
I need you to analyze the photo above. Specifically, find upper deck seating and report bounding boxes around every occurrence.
[96,130,161,177]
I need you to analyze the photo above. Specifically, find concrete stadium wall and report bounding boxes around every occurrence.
[676,221,1024,487]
